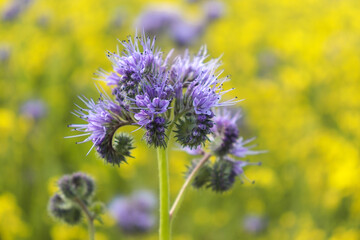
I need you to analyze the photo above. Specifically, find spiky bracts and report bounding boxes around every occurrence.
[186,158,261,193]
[175,112,214,149]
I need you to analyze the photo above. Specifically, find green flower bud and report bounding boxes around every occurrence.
[58,172,95,201]
[209,160,236,193]
[48,194,82,225]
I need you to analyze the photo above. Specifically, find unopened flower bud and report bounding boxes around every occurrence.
[48,194,82,225]
[209,160,236,192]
[58,172,95,201]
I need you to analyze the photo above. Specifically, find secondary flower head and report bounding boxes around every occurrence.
[184,108,265,192]
[48,172,103,226]
[20,99,47,120]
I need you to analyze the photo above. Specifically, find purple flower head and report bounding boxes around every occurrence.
[182,145,203,155]
[231,137,267,158]
[170,47,215,100]
[135,95,170,115]
[134,110,152,126]
[145,116,167,148]
[2,0,32,21]
[211,109,241,156]
[203,1,225,22]
[187,70,238,115]
[20,99,47,120]
[149,97,170,114]
[230,159,261,184]
[0,45,11,63]
[243,214,267,234]
[97,33,171,105]
[109,190,156,234]
[171,47,238,116]
[136,7,181,35]
[170,20,205,47]
[68,95,134,165]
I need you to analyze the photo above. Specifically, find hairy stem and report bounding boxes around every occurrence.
[157,147,171,240]
[75,198,95,240]
[169,152,212,221]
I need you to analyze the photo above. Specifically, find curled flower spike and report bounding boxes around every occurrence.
[175,112,214,149]
[67,94,134,166]
[182,108,265,192]
[209,159,236,192]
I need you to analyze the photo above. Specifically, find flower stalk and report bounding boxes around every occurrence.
[157,147,170,240]
[169,152,211,221]
[75,198,95,240]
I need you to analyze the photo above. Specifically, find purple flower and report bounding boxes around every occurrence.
[20,99,47,120]
[0,45,10,63]
[211,109,241,156]
[203,1,225,22]
[210,109,266,158]
[182,145,203,155]
[171,47,238,117]
[243,214,267,234]
[69,33,244,163]
[230,159,261,184]
[145,116,167,148]
[231,137,267,158]
[1,0,32,21]
[149,98,170,114]
[134,110,152,126]
[109,190,156,234]
[136,7,181,35]
[169,20,205,47]
[97,33,171,105]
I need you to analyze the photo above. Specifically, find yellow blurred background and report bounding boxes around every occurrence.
[0,0,359,239]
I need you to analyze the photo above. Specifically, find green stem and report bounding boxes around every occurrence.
[157,147,171,240]
[169,153,211,222]
[75,198,95,240]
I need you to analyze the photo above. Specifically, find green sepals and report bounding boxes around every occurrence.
[113,133,135,161]
[99,132,134,166]
[209,160,236,193]
[174,114,199,149]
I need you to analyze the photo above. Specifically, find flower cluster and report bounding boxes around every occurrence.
[185,109,265,192]
[69,33,238,166]
[109,190,156,234]
[135,1,225,47]
[48,172,104,225]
